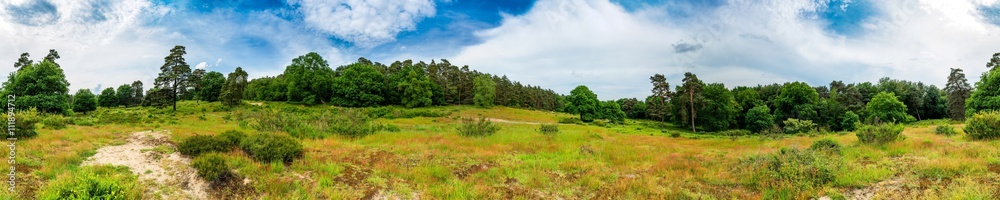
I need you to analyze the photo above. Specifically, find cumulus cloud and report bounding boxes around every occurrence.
[451,0,1000,100]
[292,0,436,48]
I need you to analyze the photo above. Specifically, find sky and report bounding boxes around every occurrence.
[1,0,1000,100]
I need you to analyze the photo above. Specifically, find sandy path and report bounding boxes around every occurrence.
[485,118,545,125]
[82,131,209,199]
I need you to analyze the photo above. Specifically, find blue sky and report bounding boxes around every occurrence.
[2,0,1000,100]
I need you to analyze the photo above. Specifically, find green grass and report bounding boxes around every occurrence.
[1,101,998,199]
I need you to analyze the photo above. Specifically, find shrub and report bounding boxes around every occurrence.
[458,117,500,137]
[964,111,1000,140]
[192,153,234,185]
[808,138,842,155]
[840,111,860,131]
[0,108,40,138]
[41,114,69,130]
[856,123,905,145]
[935,125,958,136]
[178,135,232,157]
[36,165,144,200]
[539,124,559,136]
[734,148,840,198]
[745,105,775,133]
[218,130,246,146]
[326,108,378,139]
[239,133,304,163]
[96,109,146,124]
[380,124,401,132]
[783,118,816,134]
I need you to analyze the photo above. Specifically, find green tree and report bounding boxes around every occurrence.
[98,87,117,107]
[284,52,334,104]
[745,105,774,133]
[567,85,599,122]
[331,63,385,107]
[733,86,763,128]
[13,52,31,69]
[945,68,972,120]
[774,82,819,122]
[841,111,860,131]
[699,83,739,131]
[72,89,97,114]
[988,52,1000,70]
[649,74,671,127]
[473,75,496,108]
[185,68,205,100]
[130,81,143,107]
[2,60,70,114]
[197,72,225,102]
[398,70,434,108]
[116,84,133,107]
[866,92,913,123]
[220,67,248,107]
[617,98,646,119]
[598,100,626,124]
[967,54,1000,116]
[153,45,191,111]
[674,72,704,132]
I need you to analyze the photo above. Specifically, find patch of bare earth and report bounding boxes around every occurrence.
[485,118,542,125]
[81,130,210,199]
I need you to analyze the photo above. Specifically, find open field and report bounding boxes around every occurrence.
[2,101,998,199]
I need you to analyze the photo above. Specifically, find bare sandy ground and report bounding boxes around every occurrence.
[82,130,209,199]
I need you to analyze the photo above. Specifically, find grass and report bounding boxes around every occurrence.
[0,101,998,199]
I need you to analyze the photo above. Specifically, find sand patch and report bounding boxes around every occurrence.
[82,130,209,199]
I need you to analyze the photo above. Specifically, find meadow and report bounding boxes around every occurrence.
[1,101,998,199]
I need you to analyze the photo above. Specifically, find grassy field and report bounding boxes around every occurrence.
[2,101,999,199]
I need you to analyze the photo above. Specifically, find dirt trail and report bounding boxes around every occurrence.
[82,131,209,199]
[485,118,544,125]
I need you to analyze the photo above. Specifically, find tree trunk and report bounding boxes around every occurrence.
[689,89,695,133]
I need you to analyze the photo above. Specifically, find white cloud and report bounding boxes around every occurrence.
[195,62,207,69]
[451,0,1000,100]
[291,0,436,48]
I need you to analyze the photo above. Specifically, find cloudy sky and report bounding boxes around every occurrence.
[1,0,999,100]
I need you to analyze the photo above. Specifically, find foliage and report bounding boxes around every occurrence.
[130,81,144,107]
[734,148,840,198]
[363,106,448,119]
[699,83,739,131]
[153,45,192,111]
[98,87,117,107]
[326,108,378,139]
[935,125,957,136]
[783,118,816,134]
[41,114,69,130]
[1,108,40,138]
[397,70,435,108]
[598,100,626,124]
[567,85,599,122]
[473,75,495,108]
[458,117,501,137]
[538,124,559,136]
[192,153,234,185]
[774,82,819,122]
[218,130,246,146]
[35,165,143,200]
[716,129,751,137]
[745,105,774,133]
[284,52,335,105]
[220,67,248,107]
[808,138,842,155]
[866,92,914,123]
[617,97,647,119]
[648,74,671,124]
[1,60,71,114]
[115,84,133,107]
[856,123,905,145]
[673,72,704,132]
[331,63,385,107]
[178,134,233,157]
[840,111,860,131]
[197,71,226,102]
[239,133,304,163]
[963,110,1000,140]
[72,89,97,114]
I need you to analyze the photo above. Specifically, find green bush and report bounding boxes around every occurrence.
[380,124,401,132]
[239,133,304,163]
[964,111,1000,140]
[41,114,69,130]
[783,118,816,134]
[36,165,144,200]
[365,107,448,119]
[96,109,146,124]
[458,117,500,137]
[557,117,582,124]
[192,153,234,185]
[856,123,905,145]
[734,148,840,198]
[539,124,559,136]
[840,111,860,131]
[935,125,958,136]
[178,135,233,157]
[326,108,378,139]
[0,108,40,138]
[745,105,774,133]
[218,130,246,146]
[808,138,842,155]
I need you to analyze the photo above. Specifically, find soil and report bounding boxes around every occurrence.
[81,131,210,199]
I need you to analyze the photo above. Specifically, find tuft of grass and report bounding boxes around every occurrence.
[457,117,500,137]
[935,125,958,136]
[856,123,904,145]
[35,165,144,200]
